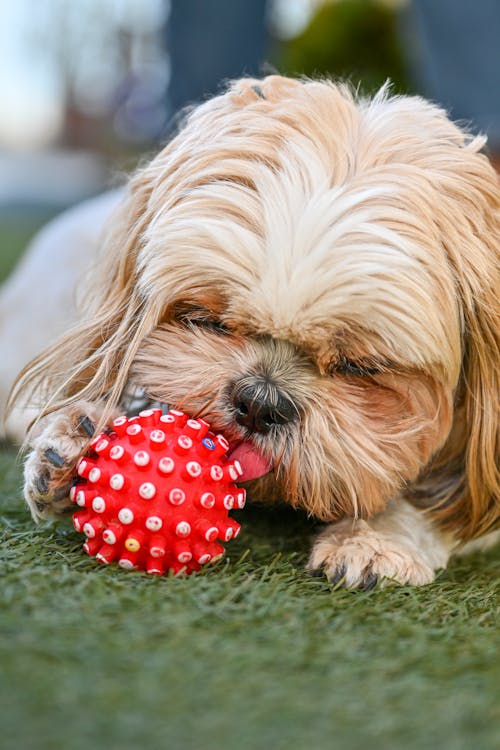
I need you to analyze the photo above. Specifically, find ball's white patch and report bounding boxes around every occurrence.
[92,496,106,513]
[139,482,157,499]
[175,521,191,537]
[102,529,117,544]
[210,466,224,481]
[110,445,125,460]
[169,488,186,505]
[150,429,166,443]
[118,508,134,524]
[158,457,175,474]
[223,494,234,510]
[186,461,202,477]
[145,515,163,531]
[88,468,101,483]
[200,492,216,508]
[134,450,150,467]
[110,473,125,490]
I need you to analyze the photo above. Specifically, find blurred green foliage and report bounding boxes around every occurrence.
[276,0,410,95]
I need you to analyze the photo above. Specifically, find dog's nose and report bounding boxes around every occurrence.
[231,380,297,434]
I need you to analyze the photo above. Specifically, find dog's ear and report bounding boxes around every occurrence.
[8,168,162,431]
[429,144,499,539]
[459,192,500,538]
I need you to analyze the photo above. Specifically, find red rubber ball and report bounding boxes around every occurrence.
[71,408,245,575]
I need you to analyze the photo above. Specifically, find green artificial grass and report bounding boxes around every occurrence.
[1,446,499,750]
[0,214,55,283]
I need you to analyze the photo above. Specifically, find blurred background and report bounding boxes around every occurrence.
[0,0,498,282]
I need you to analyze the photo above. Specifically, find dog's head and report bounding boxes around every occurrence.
[20,76,500,538]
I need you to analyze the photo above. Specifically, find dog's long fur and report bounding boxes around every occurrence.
[9,76,499,567]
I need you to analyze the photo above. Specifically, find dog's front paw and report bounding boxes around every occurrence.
[307,519,436,589]
[24,402,110,520]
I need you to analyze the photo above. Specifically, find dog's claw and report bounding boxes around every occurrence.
[308,567,325,579]
[360,572,379,591]
[77,416,95,437]
[44,448,65,468]
[329,564,347,586]
[35,472,50,495]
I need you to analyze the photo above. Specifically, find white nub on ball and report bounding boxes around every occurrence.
[127,424,142,435]
[217,435,229,450]
[102,529,117,544]
[160,414,175,424]
[186,461,202,477]
[150,430,165,443]
[210,466,224,481]
[88,468,101,483]
[110,473,125,490]
[175,521,191,537]
[158,457,175,474]
[118,559,135,570]
[200,492,216,508]
[139,482,157,500]
[169,488,186,505]
[110,445,125,460]
[223,494,235,510]
[134,450,150,467]
[145,516,163,531]
[118,508,134,524]
[149,545,165,558]
[92,497,106,513]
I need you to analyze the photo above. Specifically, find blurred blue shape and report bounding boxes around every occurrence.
[406,0,500,150]
[166,0,268,122]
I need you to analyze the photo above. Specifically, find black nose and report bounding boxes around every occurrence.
[231,380,297,434]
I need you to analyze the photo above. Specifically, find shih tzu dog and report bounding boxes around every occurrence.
[6,75,500,588]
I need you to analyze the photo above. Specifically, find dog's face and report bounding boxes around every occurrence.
[128,77,481,523]
[24,76,498,537]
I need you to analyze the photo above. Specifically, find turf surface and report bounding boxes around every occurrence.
[1,445,499,750]
[1,220,499,749]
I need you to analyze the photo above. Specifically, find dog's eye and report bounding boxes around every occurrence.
[183,316,230,335]
[330,358,383,377]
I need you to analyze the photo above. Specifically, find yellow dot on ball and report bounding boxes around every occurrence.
[125,538,141,552]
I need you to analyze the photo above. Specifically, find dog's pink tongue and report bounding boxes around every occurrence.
[228,441,273,482]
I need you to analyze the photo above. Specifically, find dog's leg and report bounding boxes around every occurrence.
[307,499,455,589]
[23,400,118,520]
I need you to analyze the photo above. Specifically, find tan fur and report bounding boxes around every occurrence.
[9,76,499,552]
[307,499,455,587]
